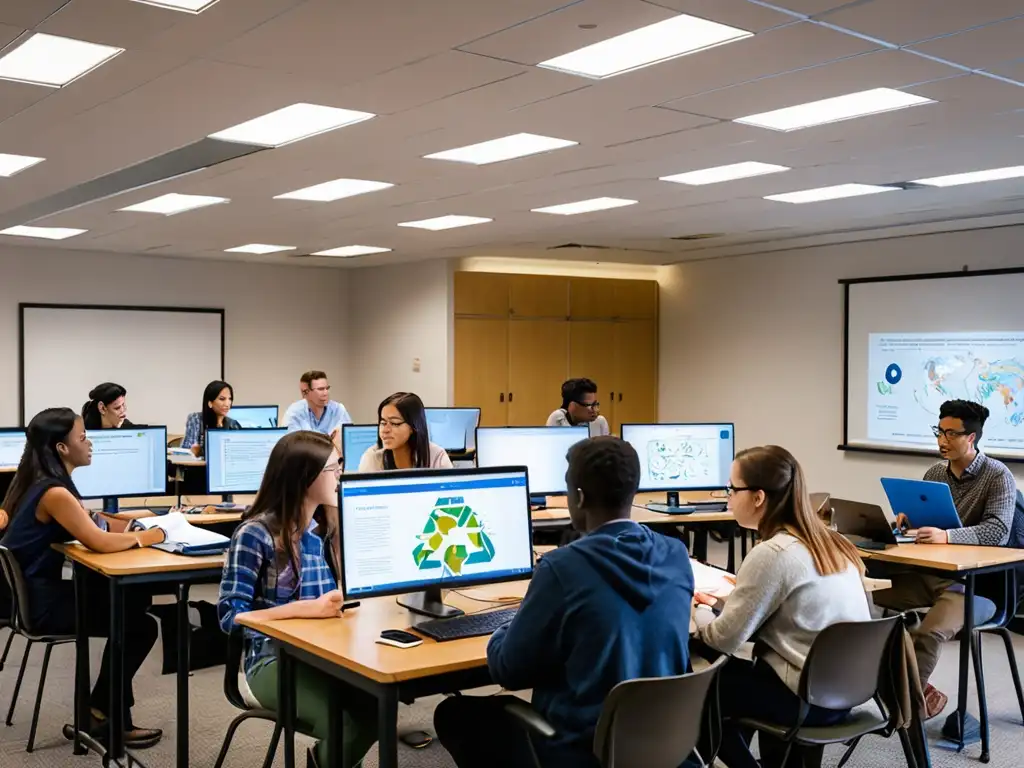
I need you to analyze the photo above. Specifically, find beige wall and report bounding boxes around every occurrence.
[659,225,1024,507]
[0,246,350,428]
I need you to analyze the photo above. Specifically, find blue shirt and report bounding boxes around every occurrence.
[182,412,240,455]
[217,518,337,673]
[284,400,352,435]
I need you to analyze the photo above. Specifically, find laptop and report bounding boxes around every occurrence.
[831,498,913,548]
[880,478,963,531]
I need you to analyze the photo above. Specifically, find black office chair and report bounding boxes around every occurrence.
[0,545,76,753]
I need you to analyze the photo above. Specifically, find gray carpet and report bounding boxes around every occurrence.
[2,584,1023,767]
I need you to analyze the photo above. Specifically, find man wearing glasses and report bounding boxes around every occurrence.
[546,378,610,437]
[284,370,353,449]
[873,399,1020,722]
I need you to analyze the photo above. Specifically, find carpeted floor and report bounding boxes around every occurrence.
[2,580,1023,767]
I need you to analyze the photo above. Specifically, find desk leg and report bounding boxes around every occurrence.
[73,563,91,756]
[377,687,399,768]
[176,583,191,768]
[726,527,736,574]
[326,682,343,768]
[278,647,296,768]
[740,530,748,560]
[955,574,977,756]
[108,577,126,762]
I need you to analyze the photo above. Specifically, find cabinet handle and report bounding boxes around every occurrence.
[499,393,505,403]
[509,392,514,402]
[609,391,615,403]
[618,392,623,402]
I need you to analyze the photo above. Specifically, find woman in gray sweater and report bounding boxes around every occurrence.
[694,445,870,768]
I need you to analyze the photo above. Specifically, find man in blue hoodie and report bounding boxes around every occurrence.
[434,436,695,768]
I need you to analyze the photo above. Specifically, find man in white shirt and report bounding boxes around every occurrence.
[546,378,610,438]
[283,370,352,449]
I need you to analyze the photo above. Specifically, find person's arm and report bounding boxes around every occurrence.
[356,448,379,473]
[181,413,199,449]
[947,470,1016,546]
[0,507,8,531]
[595,416,610,436]
[433,445,454,469]
[338,404,353,426]
[487,559,564,690]
[545,410,567,427]
[286,409,306,433]
[41,487,164,553]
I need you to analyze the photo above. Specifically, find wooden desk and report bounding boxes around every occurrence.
[167,454,206,468]
[54,544,225,768]
[0,466,16,473]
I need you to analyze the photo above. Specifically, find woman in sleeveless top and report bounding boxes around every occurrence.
[0,408,167,748]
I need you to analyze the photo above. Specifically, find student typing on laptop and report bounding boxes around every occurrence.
[873,400,1019,721]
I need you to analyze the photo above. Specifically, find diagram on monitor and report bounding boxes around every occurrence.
[646,439,712,483]
[412,496,495,576]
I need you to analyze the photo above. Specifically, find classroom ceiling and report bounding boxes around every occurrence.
[0,0,1021,268]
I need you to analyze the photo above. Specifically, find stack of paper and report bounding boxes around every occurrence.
[691,561,735,596]
[133,513,229,555]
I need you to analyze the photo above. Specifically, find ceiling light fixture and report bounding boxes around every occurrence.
[660,161,790,185]
[312,245,392,257]
[538,13,752,79]
[531,197,638,215]
[735,88,933,131]
[119,193,229,215]
[0,225,87,240]
[274,178,393,202]
[912,165,1024,187]
[0,153,45,177]
[224,243,295,254]
[425,133,577,165]
[764,183,899,204]
[397,215,492,231]
[209,103,376,148]
[130,0,222,12]
[0,33,124,88]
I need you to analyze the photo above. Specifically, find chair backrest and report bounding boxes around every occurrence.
[594,656,727,768]
[809,492,831,524]
[223,628,249,710]
[0,545,32,633]
[799,616,899,711]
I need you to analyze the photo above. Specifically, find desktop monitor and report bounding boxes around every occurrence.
[475,426,589,499]
[73,426,168,499]
[621,423,735,498]
[228,405,280,429]
[206,427,287,495]
[339,467,533,618]
[342,424,379,471]
[425,407,481,452]
[0,428,27,470]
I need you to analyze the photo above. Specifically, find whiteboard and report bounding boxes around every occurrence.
[21,305,223,432]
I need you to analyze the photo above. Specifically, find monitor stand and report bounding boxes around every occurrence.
[102,497,119,514]
[529,494,547,510]
[397,585,465,619]
[646,491,696,515]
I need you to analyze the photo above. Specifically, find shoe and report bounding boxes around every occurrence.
[87,711,162,749]
[923,684,948,720]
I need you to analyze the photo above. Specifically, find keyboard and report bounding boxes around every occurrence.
[413,607,518,642]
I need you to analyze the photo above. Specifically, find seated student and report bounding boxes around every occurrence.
[217,431,377,768]
[183,380,240,457]
[282,375,310,427]
[82,382,134,429]
[873,399,1019,719]
[546,378,610,437]
[692,445,871,768]
[357,392,453,471]
[0,408,166,747]
[434,436,694,768]
[285,370,353,448]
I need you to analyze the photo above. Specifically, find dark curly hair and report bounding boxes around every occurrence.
[566,436,640,511]
[939,400,990,445]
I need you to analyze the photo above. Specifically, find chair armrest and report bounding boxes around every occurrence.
[502,699,558,739]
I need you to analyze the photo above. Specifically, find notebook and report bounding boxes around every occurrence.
[132,513,230,556]
[691,561,735,597]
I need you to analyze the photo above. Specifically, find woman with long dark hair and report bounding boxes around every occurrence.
[81,382,133,430]
[182,380,240,457]
[356,392,453,471]
[0,408,165,747]
[218,431,377,768]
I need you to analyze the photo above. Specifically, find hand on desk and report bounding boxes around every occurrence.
[190,444,202,458]
[137,527,167,547]
[305,590,344,619]
[914,527,949,545]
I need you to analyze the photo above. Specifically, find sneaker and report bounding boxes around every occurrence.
[923,684,948,720]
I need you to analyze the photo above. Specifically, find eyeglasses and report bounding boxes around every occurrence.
[725,484,760,498]
[311,385,331,393]
[322,463,341,477]
[931,426,968,440]
[573,400,600,409]
[379,419,407,429]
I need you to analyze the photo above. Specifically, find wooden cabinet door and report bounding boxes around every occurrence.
[569,320,618,427]
[613,279,658,319]
[508,320,569,426]
[454,318,508,426]
[612,320,658,430]
[569,277,617,319]
[454,272,509,316]
[509,275,569,318]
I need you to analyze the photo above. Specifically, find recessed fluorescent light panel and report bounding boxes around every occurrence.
[912,166,1024,187]
[537,14,752,79]
[0,33,124,88]
[397,215,492,231]
[736,88,933,132]
[119,193,229,215]
[130,0,222,12]
[224,244,294,254]
[208,103,376,148]
[765,183,898,204]
[425,133,577,165]
[660,161,790,186]
[312,245,392,257]
[0,225,87,240]
[532,197,638,215]
[0,153,45,177]
[274,178,393,202]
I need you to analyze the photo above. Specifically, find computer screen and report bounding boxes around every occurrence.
[425,408,481,452]
[206,428,287,494]
[621,423,735,492]
[475,426,589,496]
[228,405,279,429]
[0,428,27,470]
[73,427,168,499]
[339,468,533,599]
[342,424,379,470]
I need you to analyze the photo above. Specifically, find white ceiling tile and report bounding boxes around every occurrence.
[909,18,1024,70]
[823,1,1023,46]
[36,0,183,47]
[641,0,796,32]
[0,0,71,28]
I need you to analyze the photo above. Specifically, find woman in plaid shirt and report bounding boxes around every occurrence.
[218,431,377,768]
